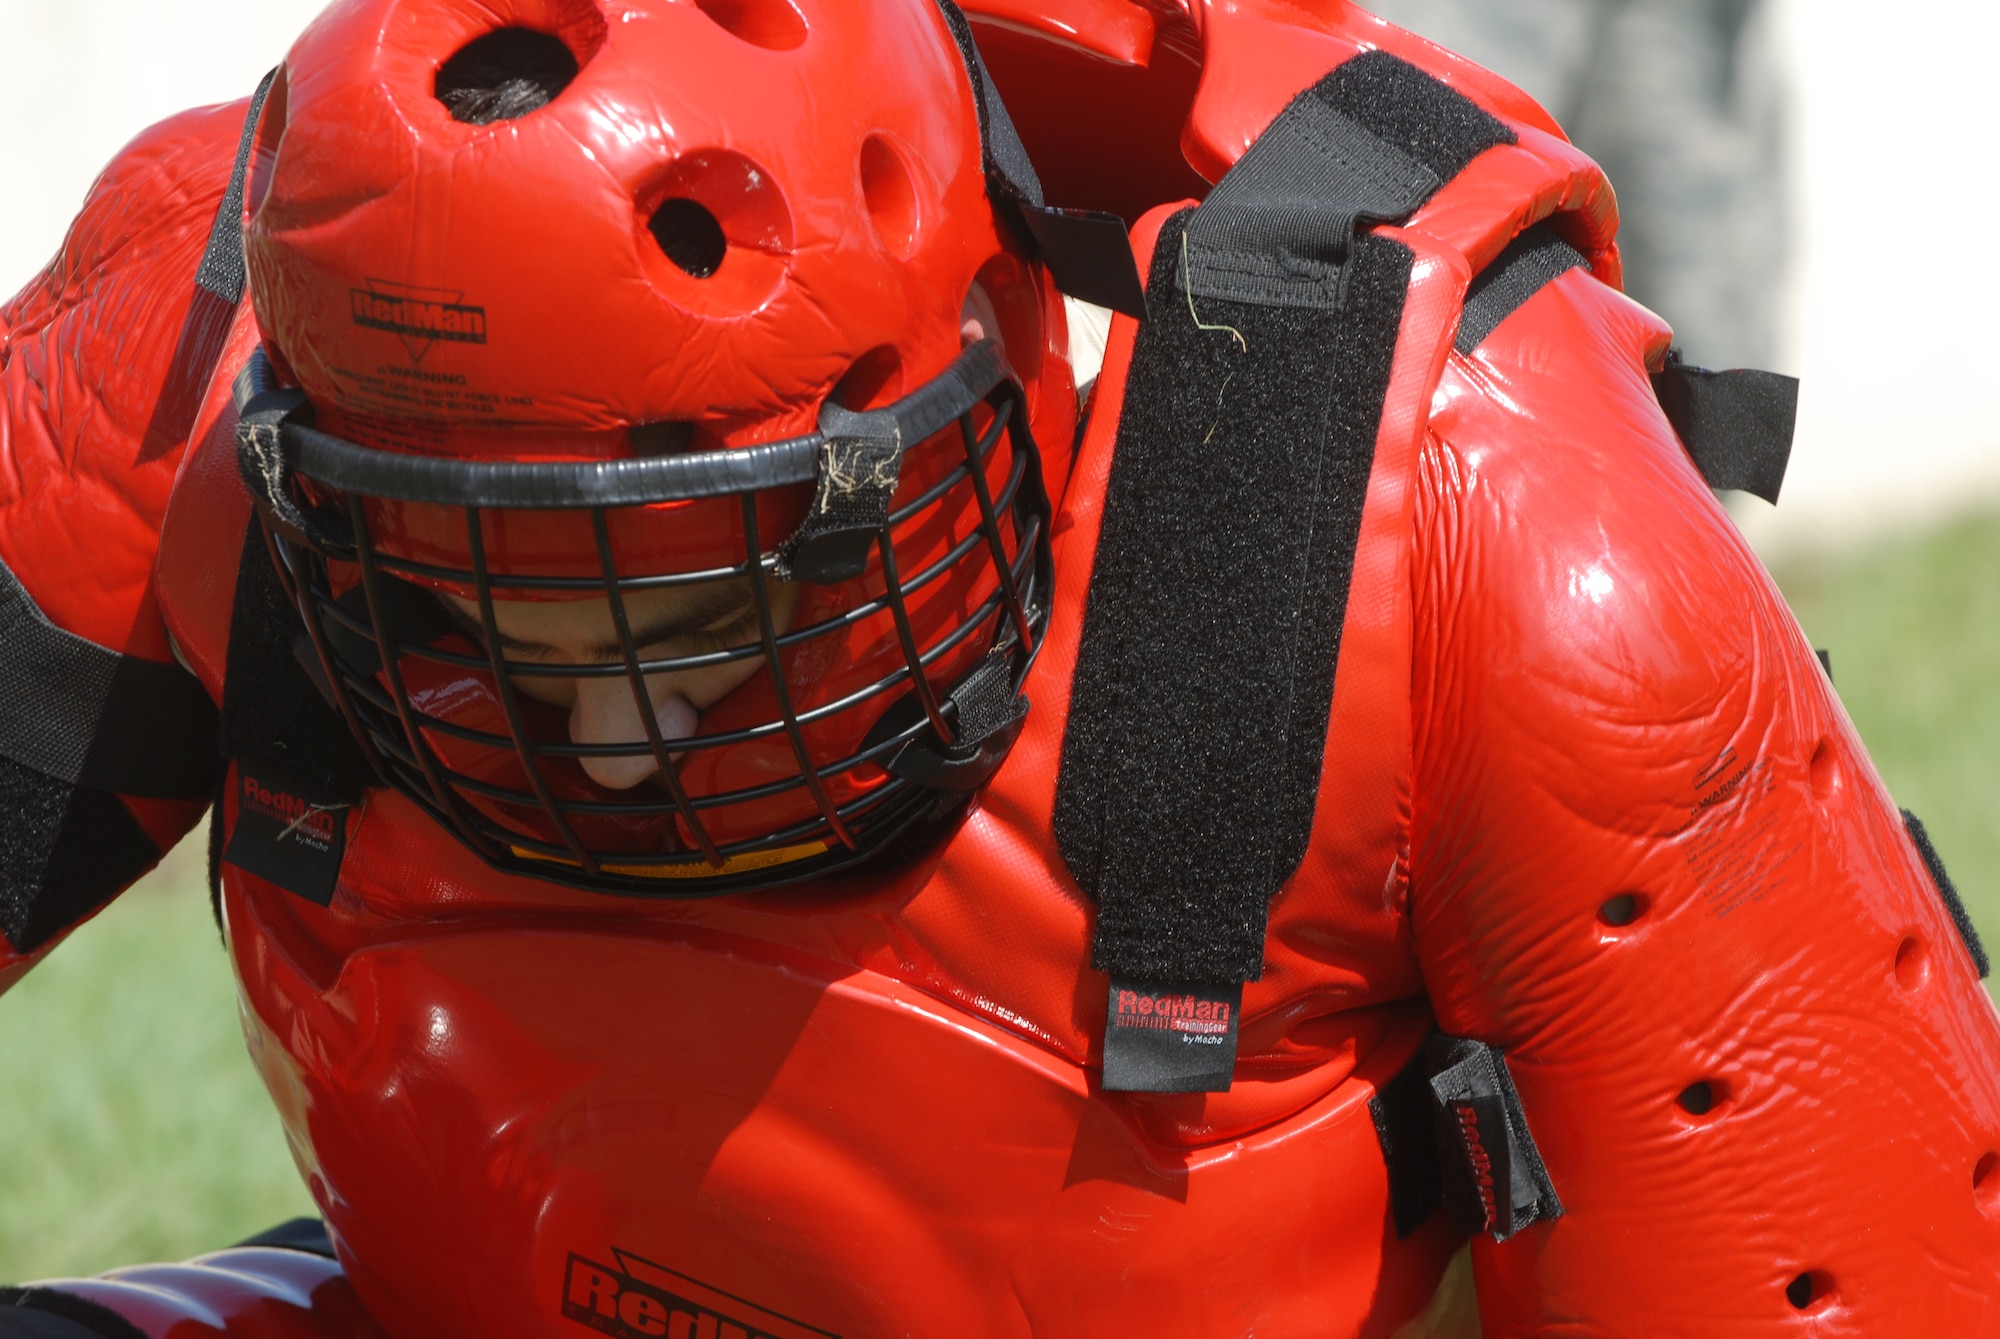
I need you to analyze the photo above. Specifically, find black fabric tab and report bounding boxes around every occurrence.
[1427,1034,1562,1242]
[1101,979,1242,1092]
[223,764,350,906]
[1017,206,1147,319]
[1902,809,1989,978]
[1815,648,1833,681]
[1059,53,1510,992]
[0,1290,148,1339]
[1651,350,1799,504]
[0,556,219,800]
[221,522,374,804]
[0,753,161,954]
[234,1217,338,1259]
[932,0,1145,317]
[1455,224,1588,354]
[1370,1044,1445,1238]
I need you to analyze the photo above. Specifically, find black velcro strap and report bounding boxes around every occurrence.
[0,556,219,800]
[1651,351,1799,504]
[1370,1045,1446,1238]
[0,754,162,953]
[931,0,1145,317]
[221,521,374,804]
[1455,224,1588,354]
[0,1292,148,1339]
[1902,810,1989,978]
[1057,53,1513,990]
[141,68,279,461]
[234,1217,338,1259]
[1427,1034,1562,1242]
[195,67,278,305]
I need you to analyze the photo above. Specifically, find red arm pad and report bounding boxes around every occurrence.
[0,100,252,958]
[1410,267,2000,1333]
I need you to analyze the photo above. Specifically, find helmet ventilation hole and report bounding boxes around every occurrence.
[651,200,729,278]
[833,346,906,412]
[436,28,579,125]
[861,135,920,258]
[694,0,808,50]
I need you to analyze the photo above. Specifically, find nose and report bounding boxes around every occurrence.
[569,678,699,790]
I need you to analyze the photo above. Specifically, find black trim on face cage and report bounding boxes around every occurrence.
[234,340,1051,896]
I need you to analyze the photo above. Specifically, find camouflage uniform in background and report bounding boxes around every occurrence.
[1367,0,1789,369]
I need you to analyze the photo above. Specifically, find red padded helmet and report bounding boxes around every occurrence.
[235,0,1096,893]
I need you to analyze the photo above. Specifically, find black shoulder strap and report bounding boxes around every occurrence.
[1651,350,1798,504]
[1055,54,1513,1041]
[139,67,278,459]
[1456,223,1588,353]
[0,557,218,799]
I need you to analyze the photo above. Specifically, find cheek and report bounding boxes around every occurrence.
[675,655,770,713]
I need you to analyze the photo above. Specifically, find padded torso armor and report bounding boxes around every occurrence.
[5,3,1999,1336]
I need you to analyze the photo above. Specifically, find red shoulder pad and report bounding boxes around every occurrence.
[1411,260,2000,1330]
[1,98,249,661]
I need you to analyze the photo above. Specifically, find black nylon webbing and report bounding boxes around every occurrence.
[0,556,218,799]
[140,67,278,462]
[1455,224,1588,353]
[1056,53,1514,988]
[195,67,278,304]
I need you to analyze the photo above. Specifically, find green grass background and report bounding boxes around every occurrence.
[1,511,1996,1282]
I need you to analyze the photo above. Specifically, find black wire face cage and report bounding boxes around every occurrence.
[233,339,1053,897]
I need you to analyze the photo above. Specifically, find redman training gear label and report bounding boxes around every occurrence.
[1426,1035,1563,1242]
[350,279,487,363]
[1100,978,1243,1092]
[563,1250,838,1339]
[223,766,350,906]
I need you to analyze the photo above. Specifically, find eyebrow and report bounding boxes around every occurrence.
[443,583,760,664]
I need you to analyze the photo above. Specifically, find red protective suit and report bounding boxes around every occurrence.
[3,2,1998,1336]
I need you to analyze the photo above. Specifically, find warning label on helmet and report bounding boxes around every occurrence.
[562,1250,838,1339]
[350,279,487,362]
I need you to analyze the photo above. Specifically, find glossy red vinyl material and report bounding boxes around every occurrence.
[0,0,1993,1335]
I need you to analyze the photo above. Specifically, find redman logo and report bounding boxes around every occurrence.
[563,1251,838,1339]
[349,279,488,362]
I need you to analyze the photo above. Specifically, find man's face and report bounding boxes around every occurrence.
[441,578,803,790]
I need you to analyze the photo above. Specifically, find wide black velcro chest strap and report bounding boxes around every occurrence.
[0,556,219,799]
[0,556,214,951]
[1055,53,1514,992]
